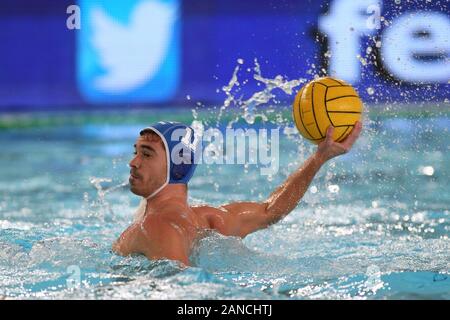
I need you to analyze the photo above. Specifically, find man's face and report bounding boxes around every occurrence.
[129,132,167,197]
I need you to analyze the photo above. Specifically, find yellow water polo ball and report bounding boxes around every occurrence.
[292,77,363,144]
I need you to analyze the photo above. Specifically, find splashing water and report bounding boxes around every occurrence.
[87,177,129,221]
[216,58,307,128]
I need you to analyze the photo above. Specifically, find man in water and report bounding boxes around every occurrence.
[113,121,363,265]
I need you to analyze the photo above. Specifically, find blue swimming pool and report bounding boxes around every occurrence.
[0,109,449,299]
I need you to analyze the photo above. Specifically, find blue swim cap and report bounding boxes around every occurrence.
[140,121,198,197]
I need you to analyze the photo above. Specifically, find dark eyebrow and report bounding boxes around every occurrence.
[134,144,156,152]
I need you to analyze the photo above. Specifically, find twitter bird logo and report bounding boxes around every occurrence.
[77,0,180,103]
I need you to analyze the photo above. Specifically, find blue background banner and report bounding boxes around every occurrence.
[0,0,448,111]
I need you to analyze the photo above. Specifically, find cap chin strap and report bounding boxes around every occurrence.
[133,181,168,222]
[145,180,169,200]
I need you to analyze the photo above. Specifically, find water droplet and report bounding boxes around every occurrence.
[367,87,375,95]
[375,41,382,48]
[419,166,434,176]
[357,54,367,66]
[310,186,318,194]
[186,95,191,100]
[394,0,401,4]
[327,184,340,193]
[237,58,244,65]
[244,112,255,124]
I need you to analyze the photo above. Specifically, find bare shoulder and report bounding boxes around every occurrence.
[142,203,209,235]
[191,205,229,234]
[141,205,185,229]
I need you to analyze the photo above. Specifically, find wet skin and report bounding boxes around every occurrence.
[113,122,363,266]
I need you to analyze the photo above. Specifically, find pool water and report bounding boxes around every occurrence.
[0,110,449,299]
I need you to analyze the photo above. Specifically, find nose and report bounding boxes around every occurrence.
[129,154,140,169]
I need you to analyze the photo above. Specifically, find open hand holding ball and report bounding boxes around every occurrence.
[316,121,363,162]
[293,77,363,161]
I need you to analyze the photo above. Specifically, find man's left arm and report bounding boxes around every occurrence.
[217,122,363,238]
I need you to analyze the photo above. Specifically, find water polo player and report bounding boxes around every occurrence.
[113,120,363,266]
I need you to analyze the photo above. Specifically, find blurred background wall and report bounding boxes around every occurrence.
[0,0,448,111]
